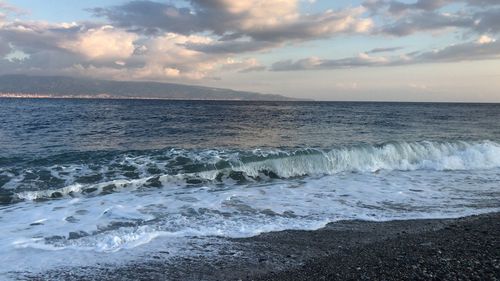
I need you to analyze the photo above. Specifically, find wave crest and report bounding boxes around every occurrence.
[4,140,500,203]
[234,140,500,177]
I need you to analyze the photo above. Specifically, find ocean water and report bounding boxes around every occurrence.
[1,99,500,277]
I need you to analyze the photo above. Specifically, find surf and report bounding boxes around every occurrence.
[2,140,500,204]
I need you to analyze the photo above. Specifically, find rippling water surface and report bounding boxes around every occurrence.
[1,99,499,277]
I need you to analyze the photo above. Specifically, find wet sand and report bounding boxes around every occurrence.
[31,212,499,281]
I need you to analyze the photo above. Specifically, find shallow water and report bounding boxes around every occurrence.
[1,99,499,277]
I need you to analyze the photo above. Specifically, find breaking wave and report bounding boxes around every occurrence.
[2,140,500,203]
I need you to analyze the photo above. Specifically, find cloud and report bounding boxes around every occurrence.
[0,17,267,81]
[1,0,279,80]
[477,35,495,44]
[271,36,500,71]
[185,39,278,54]
[466,0,500,6]
[124,32,219,80]
[191,0,300,33]
[416,37,500,62]
[363,0,500,36]
[91,1,200,35]
[377,11,473,36]
[1,0,372,78]
[364,0,500,14]
[0,21,82,56]
[238,65,266,73]
[0,42,11,57]
[387,0,455,15]
[221,58,266,73]
[0,0,375,81]
[241,7,373,42]
[367,46,404,53]
[92,0,373,46]
[0,1,27,16]
[272,53,390,71]
[1,0,500,83]
[473,8,500,34]
[59,26,138,61]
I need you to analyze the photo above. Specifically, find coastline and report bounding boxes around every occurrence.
[30,212,499,281]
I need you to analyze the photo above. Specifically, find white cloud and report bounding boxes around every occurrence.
[200,0,299,30]
[53,30,265,81]
[132,32,216,79]
[221,57,265,72]
[59,26,138,61]
[477,35,495,44]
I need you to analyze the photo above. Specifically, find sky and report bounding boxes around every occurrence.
[0,0,499,102]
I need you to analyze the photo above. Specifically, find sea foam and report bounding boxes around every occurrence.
[5,140,500,202]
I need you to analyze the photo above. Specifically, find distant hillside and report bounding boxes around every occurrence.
[0,75,301,101]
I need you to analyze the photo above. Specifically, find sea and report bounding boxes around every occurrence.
[1,98,499,278]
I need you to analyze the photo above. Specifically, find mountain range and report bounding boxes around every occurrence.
[0,75,301,101]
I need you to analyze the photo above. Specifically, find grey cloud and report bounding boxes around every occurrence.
[92,1,372,51]
[238,65,266,73]
[362,0,389,14]
[364,0,500,36]
[364,0,499,14]
[378,8,500,36]
[0,41,11,57]
[90,1,241,36]
[90,1,201,35]
[90,0,500,43]
[0,21,104,55]
[196,1,372,42]
[245,11,371,42]
[379,11,473,36]
[417,40,500,62]
[185,40,278,54]
[271,39,500,71]
[0,13,98,74]
[0,49,84,77]
[388,0,454,14]
[465,0,500,6]
[0,18,11,57]
[272,56,390,71]
[367,46,404,53]
[271,59,310,71]
[0,24,75,57]
[473,8,500,34]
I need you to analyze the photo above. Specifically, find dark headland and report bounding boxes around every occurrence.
[0,75,305,101]
[31,212,499,281]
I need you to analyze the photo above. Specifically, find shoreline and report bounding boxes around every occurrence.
[30,212,500,280]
